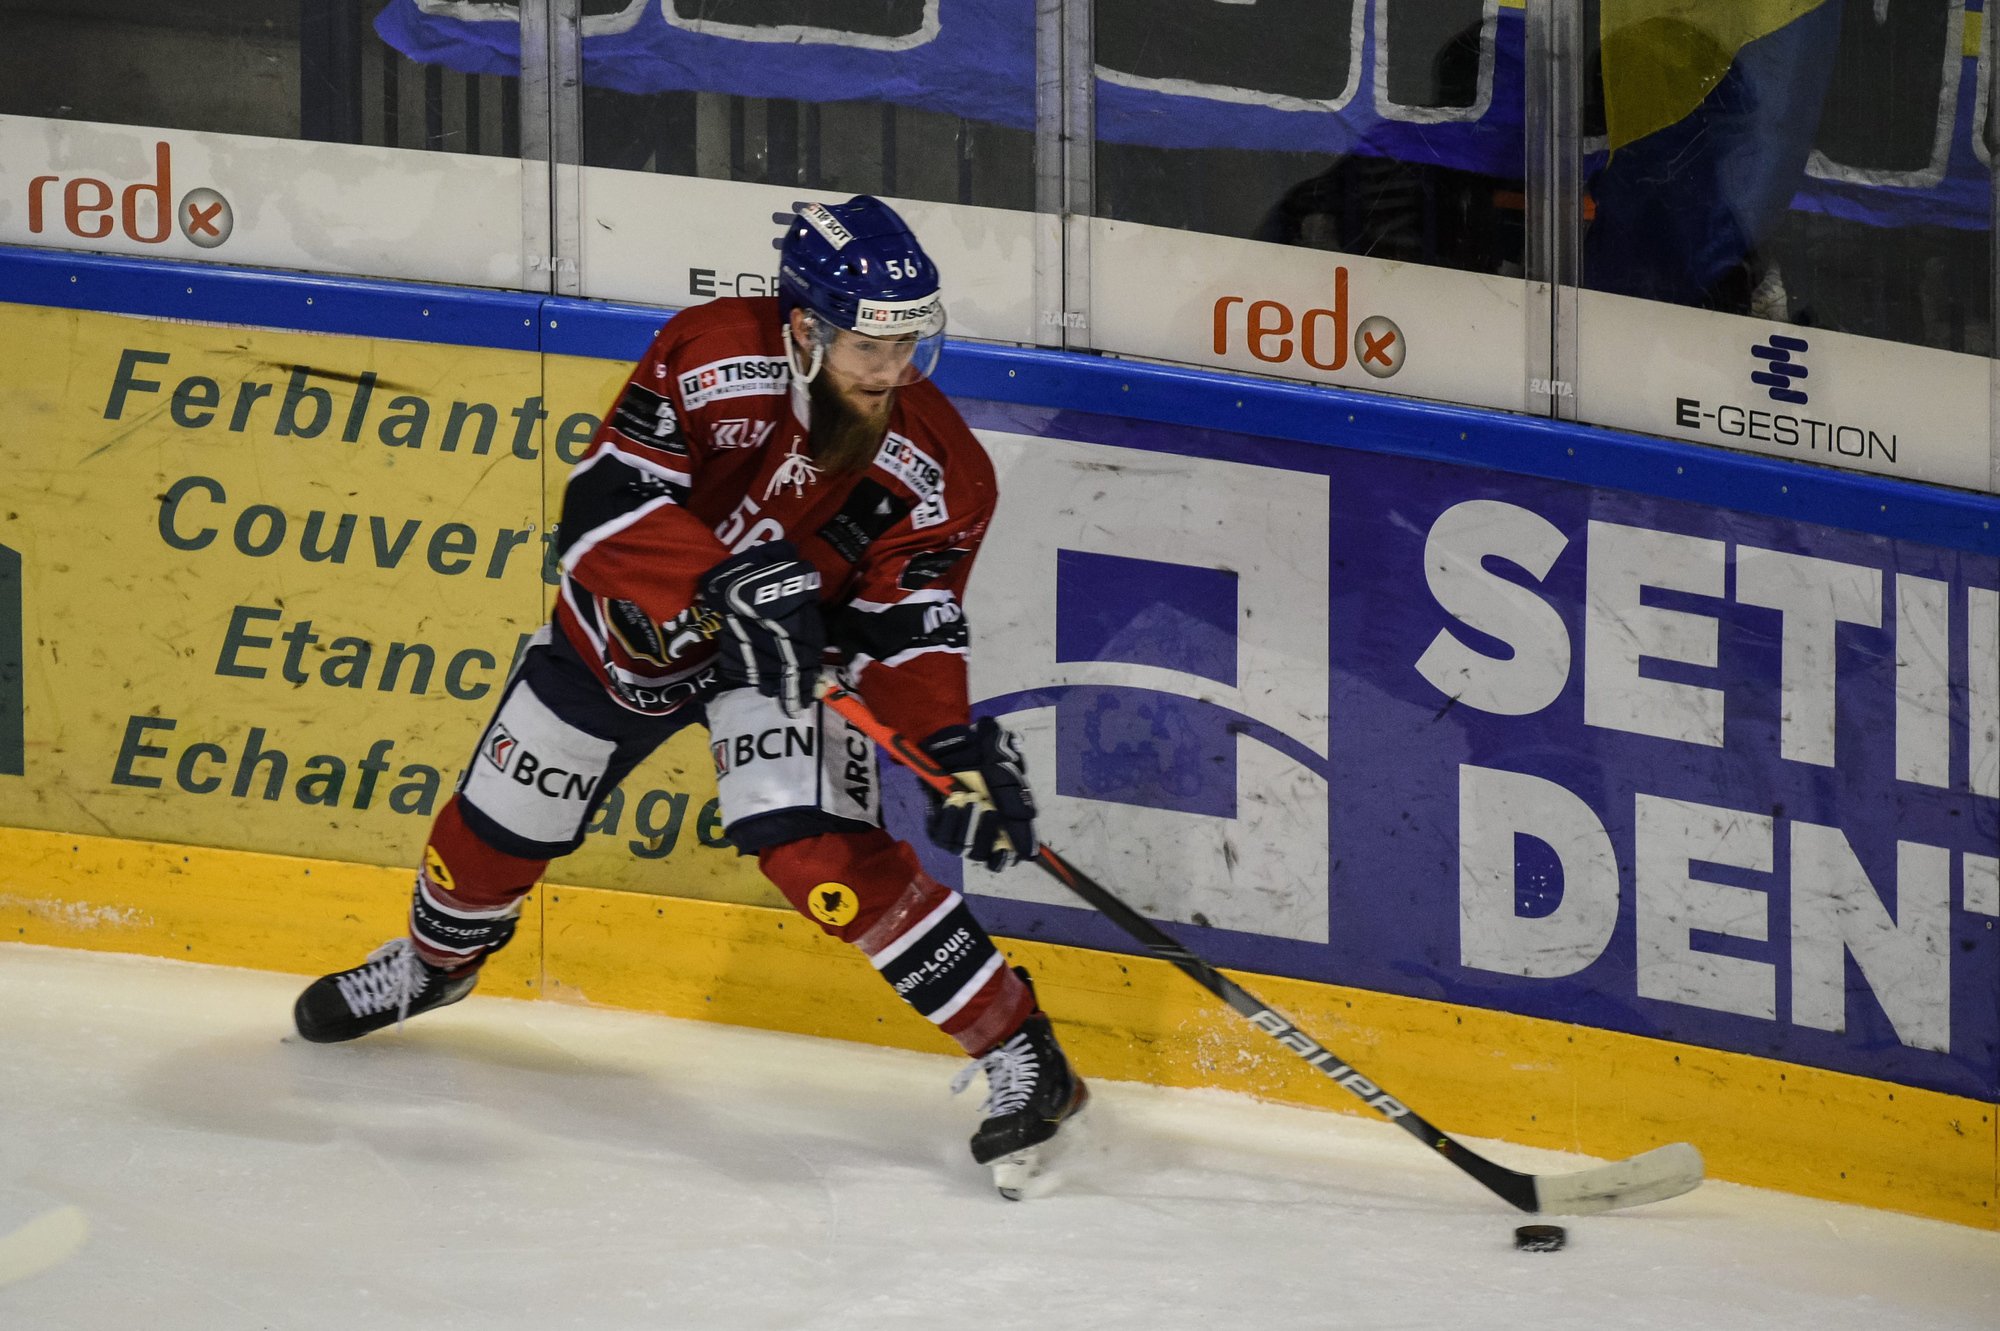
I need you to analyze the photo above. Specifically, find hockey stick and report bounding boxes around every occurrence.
[818,679,1704,1216]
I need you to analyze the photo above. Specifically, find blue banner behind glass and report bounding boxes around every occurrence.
[374,1,1521,174]
[376,0,1989,232]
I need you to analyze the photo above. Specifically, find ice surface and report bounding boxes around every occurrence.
[1,943,1994,1330]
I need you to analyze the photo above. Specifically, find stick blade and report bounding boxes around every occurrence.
[1531,1142,1704,1216]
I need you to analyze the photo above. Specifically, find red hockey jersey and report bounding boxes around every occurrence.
[553,296,996,745]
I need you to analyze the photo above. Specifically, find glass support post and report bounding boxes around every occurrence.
[1525,0,1583,421]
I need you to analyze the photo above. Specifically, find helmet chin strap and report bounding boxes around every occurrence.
[777,319,831,488]
[783,322,822,431]
[783,321,825,386]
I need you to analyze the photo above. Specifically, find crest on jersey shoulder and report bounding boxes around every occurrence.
[710,418,774,451]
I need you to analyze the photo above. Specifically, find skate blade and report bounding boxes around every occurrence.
[991,1150,1039,1201]
[990,1097,1092,1201]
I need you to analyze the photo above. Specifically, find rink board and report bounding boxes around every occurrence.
[0,245,1996,1228]
[0,824,1991,1228]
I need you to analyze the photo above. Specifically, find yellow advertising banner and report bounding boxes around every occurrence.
[0,302,778,907]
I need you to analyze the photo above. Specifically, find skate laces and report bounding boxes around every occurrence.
[332,938,428,1028]
[951,1031,1041,1118]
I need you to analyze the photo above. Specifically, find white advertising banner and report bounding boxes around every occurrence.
[1087,217,1532,414]
[0,117,528,289]
[965,432,1333,944]
[1576,288,1995,494]
[578,168,1039,346]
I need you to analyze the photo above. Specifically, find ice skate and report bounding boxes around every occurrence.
[292,937,478,1043]
[953,986,1089,1200]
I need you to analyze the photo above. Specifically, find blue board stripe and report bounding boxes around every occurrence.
[8,243,1997,556]
[0,244,542,352]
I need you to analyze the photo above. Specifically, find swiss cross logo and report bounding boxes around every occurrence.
[484,724,519,772]
[700,369,718,390]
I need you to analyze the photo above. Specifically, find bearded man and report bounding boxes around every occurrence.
[291,196,1087,1197]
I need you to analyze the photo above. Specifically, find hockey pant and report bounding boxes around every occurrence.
[407,627,1034,1056]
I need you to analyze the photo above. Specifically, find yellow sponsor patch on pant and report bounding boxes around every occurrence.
[424,844,455,892]
[807,882,859,927]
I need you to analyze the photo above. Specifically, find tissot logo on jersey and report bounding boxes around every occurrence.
[876,433,943,501]
[679,356,789,409]
[482,724,600,801]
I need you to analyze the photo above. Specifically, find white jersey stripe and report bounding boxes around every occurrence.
[847,588,957,613]
[867,890,965,971]
[599,440,693,488]
[926,952,1005,1026]
[568,439,693,490]
[849,641,969,674]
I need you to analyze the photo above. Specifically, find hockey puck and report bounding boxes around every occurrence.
[1513,1224,1566,1252]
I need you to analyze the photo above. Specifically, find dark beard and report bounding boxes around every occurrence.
[807,373,892,475]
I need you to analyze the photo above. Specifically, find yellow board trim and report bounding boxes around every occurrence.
[1,825,1992,1228]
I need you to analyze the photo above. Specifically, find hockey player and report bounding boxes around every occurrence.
[292,196,1087,1193]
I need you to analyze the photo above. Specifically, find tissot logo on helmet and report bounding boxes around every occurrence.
[855,294,943,335]
[797,202,855,250]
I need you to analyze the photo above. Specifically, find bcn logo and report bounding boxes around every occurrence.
[27,142,233,250]
[1211,267,1405,379]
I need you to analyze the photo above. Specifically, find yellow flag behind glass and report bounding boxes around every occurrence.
[1601,0,1828,149]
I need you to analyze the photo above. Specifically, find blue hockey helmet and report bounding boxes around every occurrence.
[778,196,946,385]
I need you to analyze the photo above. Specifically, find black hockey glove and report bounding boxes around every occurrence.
[698,540,826,716]
[919,718,1038,872]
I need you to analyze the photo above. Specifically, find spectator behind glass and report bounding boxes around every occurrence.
[1582,3,1843,322]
